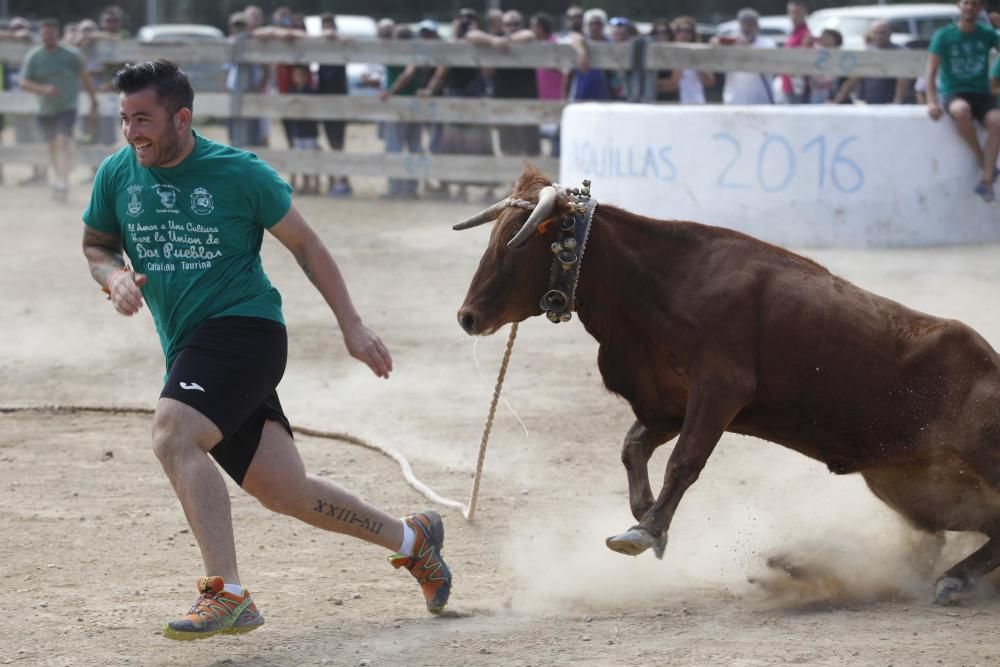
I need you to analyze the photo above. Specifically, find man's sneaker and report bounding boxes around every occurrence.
[162,576,265,641]
[388,511,452,614]
[975,180,995,204]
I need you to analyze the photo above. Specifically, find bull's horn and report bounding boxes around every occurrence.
[452,197,512,230]
[507,186,557,249]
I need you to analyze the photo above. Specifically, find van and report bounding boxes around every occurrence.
[303,14,378,96]
[136,24,227,92]
[714,15,794,46]
[806,3,959,50]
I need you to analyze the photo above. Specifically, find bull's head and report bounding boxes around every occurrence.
[455,165,573,335]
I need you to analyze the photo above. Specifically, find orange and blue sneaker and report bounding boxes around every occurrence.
[162,576,265,641]
[388,511,452,614]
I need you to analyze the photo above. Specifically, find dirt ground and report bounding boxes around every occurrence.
[3,129,1000,667]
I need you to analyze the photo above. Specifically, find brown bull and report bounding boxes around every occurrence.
[455,165,1000,604]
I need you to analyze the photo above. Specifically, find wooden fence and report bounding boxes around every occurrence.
[0,38,928,184]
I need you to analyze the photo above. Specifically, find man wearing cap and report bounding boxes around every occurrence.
[712,8,777,105]
[567,9,615,101]
[224,12,267,148]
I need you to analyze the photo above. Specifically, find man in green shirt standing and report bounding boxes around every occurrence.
[19,18,98,202]
[82,60,452,640]
[926,0,1000,204]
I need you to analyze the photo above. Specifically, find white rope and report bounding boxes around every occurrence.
[464,321,518,520]
[0,326,520,521]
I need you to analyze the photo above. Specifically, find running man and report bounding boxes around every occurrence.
[81,60,451,640]
[19,17,98,201]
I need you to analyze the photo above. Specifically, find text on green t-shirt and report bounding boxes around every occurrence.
[929,23,1000,97]
[82,131,292,369]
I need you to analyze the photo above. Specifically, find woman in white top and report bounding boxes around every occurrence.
[667,16,715,104]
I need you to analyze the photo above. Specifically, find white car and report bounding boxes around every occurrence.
[807,3,959,50]
[136,24,227,92]
[714,15,793,46]
[303,14,379,96]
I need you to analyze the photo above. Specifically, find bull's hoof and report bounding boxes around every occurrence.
[606,527,667,559]
[934,576,968,606]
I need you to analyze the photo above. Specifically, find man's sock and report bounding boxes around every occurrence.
[397,521,416,557]
[223,583,244,597]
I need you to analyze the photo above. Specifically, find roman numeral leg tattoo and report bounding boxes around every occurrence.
[312,499,383,535]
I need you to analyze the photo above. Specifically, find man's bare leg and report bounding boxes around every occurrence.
[242,421,404,551]
[949,99,986,168]
[242,421,451,614]
[982,109,1000,185]
[151,397,239,583]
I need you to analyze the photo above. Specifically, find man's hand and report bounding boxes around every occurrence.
[342,321,393,378]
[42,84,58,97]
[106,268,148,316]
[927,101,943,121]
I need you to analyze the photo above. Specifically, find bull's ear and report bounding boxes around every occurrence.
[507,186,558,248]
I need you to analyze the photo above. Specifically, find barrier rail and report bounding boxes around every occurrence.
[0,38,928,185]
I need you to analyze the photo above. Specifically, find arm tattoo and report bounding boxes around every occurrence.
[313,499,384,535]
[297,254,312,280]
[82,227,125,284]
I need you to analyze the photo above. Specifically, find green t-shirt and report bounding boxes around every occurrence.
[21,44,84,115]
[929,23,1000,97]
[990,53,1000,86]
[385,65,420,96]
[83,131,292,369]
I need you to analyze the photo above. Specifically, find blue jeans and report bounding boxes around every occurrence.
[384,121,423,196]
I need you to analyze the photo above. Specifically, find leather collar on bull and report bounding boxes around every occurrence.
[540,186,597,324]
[452,179,598,324]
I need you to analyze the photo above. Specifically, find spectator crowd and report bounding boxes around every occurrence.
[2,1,1000,203]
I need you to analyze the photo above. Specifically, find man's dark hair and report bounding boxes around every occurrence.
[531,12,554,38]
[821,28,843,47]
[39,18,59,30]
[112,60,194,115]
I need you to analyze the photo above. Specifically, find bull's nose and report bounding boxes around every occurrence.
[458,311,476,335]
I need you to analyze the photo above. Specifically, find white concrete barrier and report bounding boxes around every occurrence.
[559,103,1000,248]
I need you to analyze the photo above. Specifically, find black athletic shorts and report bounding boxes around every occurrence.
[160,316,293,486]
[944,92,997,124]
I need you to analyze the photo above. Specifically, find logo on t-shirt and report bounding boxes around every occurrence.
[154,184,179,211]
[126,184,143,216]
[190,187,215,216]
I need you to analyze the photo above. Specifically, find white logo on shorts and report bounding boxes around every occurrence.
[179,382,205,392]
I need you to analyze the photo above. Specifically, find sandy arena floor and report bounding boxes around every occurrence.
[2,131,1000,666]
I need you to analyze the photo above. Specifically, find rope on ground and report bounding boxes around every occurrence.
[0,323,519,521]
[464,321,518,520]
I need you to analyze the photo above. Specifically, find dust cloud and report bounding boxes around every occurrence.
[500,433,986,612]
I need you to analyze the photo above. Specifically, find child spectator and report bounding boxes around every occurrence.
[809,29,843,103]
[287,65,320,195]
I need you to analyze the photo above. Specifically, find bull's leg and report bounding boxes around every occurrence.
[621,420,680,522]
[935,521,1000,605]
[607,383,748,559]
